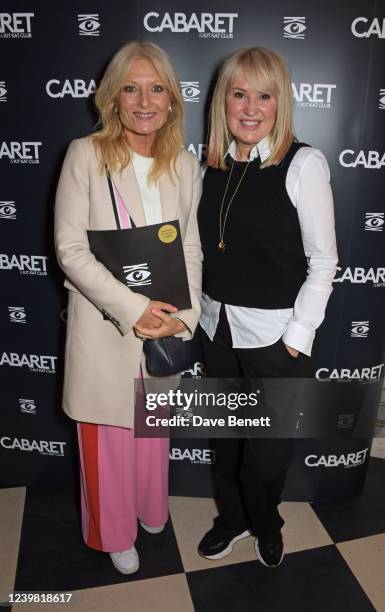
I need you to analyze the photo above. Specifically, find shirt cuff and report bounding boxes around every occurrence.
[282,320,315,357]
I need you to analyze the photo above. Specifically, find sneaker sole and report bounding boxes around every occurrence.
[255,542,284,568]
[139,521,165,534]
[110,558,139,574]
[110,554,139,575]
[199,530,251,560]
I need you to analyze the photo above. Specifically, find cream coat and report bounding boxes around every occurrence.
[55,136,202,428]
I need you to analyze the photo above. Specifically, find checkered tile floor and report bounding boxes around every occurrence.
[1,457,385,611]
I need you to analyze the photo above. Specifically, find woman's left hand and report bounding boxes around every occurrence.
[284,344,300,358]
[134,308,186,339]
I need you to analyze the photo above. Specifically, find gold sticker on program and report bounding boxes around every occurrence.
[158,224,177,243]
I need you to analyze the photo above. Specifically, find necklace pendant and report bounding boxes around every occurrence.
[218,240,225,252]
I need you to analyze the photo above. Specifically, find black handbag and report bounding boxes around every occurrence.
[105,169,202,377]
[144,330,202,377]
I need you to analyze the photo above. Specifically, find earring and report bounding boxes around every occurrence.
[168,105,172,113]
[114,105,119,114]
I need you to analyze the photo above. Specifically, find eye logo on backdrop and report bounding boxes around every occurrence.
[292,83,336,109]
[283,17,306,39]
[78,14,100,36]
[8,306,27,324]
[180,82,200,103]
[0,201,16,220]
[350,321,370,338]
[0,81,7,102]
[337,414,355,429]
[379,89,385,109]
[351,17,385,39]
[143,12,238,39]
[19,399,36,415]
[364,213,384,232]
[0,13,34,38]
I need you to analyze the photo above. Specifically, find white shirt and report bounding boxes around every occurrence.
[132,152,162,225]
[199,137,338,356]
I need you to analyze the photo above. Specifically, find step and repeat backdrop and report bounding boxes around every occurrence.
[0,1,384,500]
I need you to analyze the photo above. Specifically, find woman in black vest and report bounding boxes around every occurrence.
[197,47,338,567]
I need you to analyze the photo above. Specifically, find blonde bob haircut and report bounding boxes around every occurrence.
[207,47,295,170]
[93,41,184,183]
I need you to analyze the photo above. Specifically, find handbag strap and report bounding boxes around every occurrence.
[106,166,136,230]
[102,167,136,322]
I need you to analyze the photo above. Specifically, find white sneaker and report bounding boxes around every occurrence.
[110,547,139,574]
[139,520,165,534]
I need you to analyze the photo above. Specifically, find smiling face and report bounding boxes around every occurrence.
[225,66,277,160]
[117,57,171,156]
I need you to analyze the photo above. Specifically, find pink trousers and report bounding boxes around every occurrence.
[76,388,169,552]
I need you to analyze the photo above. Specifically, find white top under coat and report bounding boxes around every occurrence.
[131,152,162,225]
[199,137,338,356]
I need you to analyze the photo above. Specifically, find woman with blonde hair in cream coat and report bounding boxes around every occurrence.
[55,41,202,574]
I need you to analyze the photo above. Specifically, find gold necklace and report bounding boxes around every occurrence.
[218,157,250,252]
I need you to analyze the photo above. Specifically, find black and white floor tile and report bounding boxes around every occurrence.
[1,456,385,611]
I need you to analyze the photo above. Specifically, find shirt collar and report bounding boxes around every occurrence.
[226,136,271,163]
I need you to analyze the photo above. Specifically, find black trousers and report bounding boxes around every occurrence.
[200,305,314,536]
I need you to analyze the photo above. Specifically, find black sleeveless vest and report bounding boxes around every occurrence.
[198,142,309,308]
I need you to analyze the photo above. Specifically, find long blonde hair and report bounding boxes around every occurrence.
[93,41,184,183]
[207,47,295,170]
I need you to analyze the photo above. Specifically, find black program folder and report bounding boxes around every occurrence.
[87,220,191,310]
